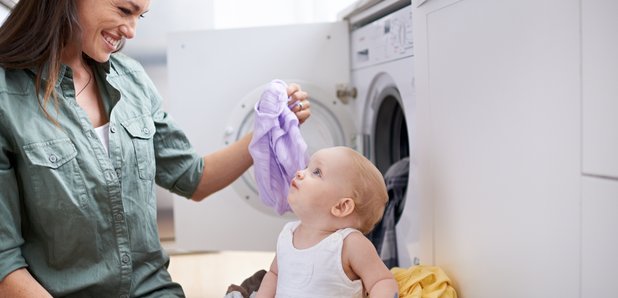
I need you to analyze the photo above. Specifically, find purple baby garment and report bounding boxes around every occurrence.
[249,80,309,215]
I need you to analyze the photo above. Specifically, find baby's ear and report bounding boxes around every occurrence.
[331,198,355,217]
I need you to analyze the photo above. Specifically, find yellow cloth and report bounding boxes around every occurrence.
[391,265,458,298]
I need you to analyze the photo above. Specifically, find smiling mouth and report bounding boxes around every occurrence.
[103,33,121,49]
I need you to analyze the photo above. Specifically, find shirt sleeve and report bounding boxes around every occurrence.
[143,75,204,198]
[0,111,27,281]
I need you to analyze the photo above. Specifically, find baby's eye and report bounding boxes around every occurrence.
[311,168,322,177]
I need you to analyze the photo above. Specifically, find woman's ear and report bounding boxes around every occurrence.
[331,198,355,217]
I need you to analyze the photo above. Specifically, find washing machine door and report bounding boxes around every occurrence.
[167,22,354,252]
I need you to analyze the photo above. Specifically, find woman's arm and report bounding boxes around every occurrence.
[0,268,52,298]
[191,132,254,201]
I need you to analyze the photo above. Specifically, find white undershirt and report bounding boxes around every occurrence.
[94,123,110,155]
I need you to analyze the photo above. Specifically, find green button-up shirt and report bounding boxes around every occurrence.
[0,53,203,297]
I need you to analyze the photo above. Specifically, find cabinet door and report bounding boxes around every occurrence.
[582,177,618,297]
[413,0,581,297]
[582,0,618,179]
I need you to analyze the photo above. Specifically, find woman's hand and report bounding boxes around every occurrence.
[286,83,310,124]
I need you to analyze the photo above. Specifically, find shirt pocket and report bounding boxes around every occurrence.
[23,138,77,169]
[121,115,156,180]
[22,138,85,208]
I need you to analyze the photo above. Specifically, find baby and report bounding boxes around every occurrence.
[256,146,399,297]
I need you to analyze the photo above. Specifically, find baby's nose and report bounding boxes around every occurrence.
[295,170,304,179]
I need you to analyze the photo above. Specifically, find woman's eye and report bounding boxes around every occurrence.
[311,168,322,177]
[119,7,132,15]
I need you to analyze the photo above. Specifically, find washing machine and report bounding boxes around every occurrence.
[167,22,356,252]
[167,0,419,264]
[344,0,419,267]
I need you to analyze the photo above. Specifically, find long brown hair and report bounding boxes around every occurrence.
[0,0,79,124]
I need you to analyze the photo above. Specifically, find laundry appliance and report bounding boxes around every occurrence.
[343,0,418,266]
[167,0,420,266]
[167,22,355,252]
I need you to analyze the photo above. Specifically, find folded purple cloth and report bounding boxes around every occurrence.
[249,80,309,215]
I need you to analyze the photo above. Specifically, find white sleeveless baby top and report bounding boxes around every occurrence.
[275,221,363,298]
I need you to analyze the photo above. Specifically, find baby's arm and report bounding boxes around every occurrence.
[255,256,279,298]
[345,232,399,297]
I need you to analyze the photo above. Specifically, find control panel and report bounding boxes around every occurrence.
[351,5,413,69]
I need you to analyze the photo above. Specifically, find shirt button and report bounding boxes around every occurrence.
[115,213,123,222]
[121,254,130,264]
[48,154,58,163]
[142,127,150,134]
[110,125,117,133]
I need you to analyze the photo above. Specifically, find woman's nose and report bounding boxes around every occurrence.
[120,23,136,39]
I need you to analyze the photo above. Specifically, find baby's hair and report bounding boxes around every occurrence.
[339,147,388,234]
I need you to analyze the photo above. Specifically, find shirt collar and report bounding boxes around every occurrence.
[26,55,112,86]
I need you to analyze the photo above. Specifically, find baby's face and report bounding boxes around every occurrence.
[288,147,355,219]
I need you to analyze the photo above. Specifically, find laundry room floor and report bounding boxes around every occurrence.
[158,208,275,297]
[163,241,275,298]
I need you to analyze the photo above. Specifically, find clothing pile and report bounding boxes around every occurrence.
[224,269,267,298]
[391,265,458,298]
[367,157,410,268]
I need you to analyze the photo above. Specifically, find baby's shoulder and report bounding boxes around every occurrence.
[342,230,375,256]
[342,230,370,244]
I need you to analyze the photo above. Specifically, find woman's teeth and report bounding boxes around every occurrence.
[104,36,119,48]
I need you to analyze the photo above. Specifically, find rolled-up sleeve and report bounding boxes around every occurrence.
[0,112,26,281]
[145,76,203,198]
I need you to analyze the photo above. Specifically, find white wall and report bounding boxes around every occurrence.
[213,0,356,29]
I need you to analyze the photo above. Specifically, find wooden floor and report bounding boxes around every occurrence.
[165,247,274,298]
[158,209,274,297]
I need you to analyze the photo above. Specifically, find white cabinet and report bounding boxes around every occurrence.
[582,0,618,179]
[413,0,581,297]
[582,177,618,297]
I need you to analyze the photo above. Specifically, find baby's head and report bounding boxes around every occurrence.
[288,146,388,234]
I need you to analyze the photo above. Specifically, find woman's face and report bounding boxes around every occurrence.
[76,0,150,62]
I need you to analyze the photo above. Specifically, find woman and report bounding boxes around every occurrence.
[0,0,310,297]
